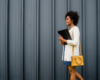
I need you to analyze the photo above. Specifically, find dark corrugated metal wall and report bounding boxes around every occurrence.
[0,0,100,80]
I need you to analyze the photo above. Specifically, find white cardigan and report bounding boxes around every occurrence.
[62,26,80,61]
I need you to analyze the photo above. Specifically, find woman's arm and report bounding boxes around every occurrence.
[59,27,79,46]
[67,27,79,46]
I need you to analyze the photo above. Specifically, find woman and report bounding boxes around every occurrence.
[59,11,84,80]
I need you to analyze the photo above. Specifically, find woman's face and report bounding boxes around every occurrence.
[65,16,73,26]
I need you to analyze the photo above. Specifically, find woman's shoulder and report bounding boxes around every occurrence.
[74,26,79,29]
[73,26,80,35]
[69,26,79,33]
[73,26,79,31]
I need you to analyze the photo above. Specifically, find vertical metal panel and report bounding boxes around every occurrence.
[36,0,39,80]
[85,0,97,80]
[82,0,86,79]
[70,0,83,77]
[52,0,55,80]
[23,0,37,80]
[39,0,53,80]
[98,0,100,80]
[9,0,23,80]
[54,0,68,80]
[0,0,8,80]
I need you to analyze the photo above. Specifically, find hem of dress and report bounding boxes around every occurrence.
[62,59,71,62]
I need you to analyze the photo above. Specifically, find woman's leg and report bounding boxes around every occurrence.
[75,71,84,80]
[68,65,83,80]
[68,65,76,80]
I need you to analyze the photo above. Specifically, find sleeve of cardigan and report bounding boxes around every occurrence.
[67,27,80,46]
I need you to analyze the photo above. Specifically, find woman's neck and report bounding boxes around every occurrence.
[69,23,75,29]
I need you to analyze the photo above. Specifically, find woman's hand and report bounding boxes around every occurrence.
[59,35,64,45]
[60,41,64,45]
[59,34,67,44]
[59,35,63,41]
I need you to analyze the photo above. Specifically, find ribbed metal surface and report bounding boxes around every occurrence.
[8,0,23,80]
[98,0,100,80]
[0,0,8,80]
[23,0,37,80]
[0,0,100,80]
[85,0,97,80]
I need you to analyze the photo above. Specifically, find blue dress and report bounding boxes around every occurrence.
[63,45,71,65]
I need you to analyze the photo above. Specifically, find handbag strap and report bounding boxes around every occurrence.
[72,29,82,55]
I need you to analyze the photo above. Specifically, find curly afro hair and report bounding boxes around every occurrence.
[65,11,79,25]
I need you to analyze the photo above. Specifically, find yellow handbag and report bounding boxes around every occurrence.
[71,32,84,66]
